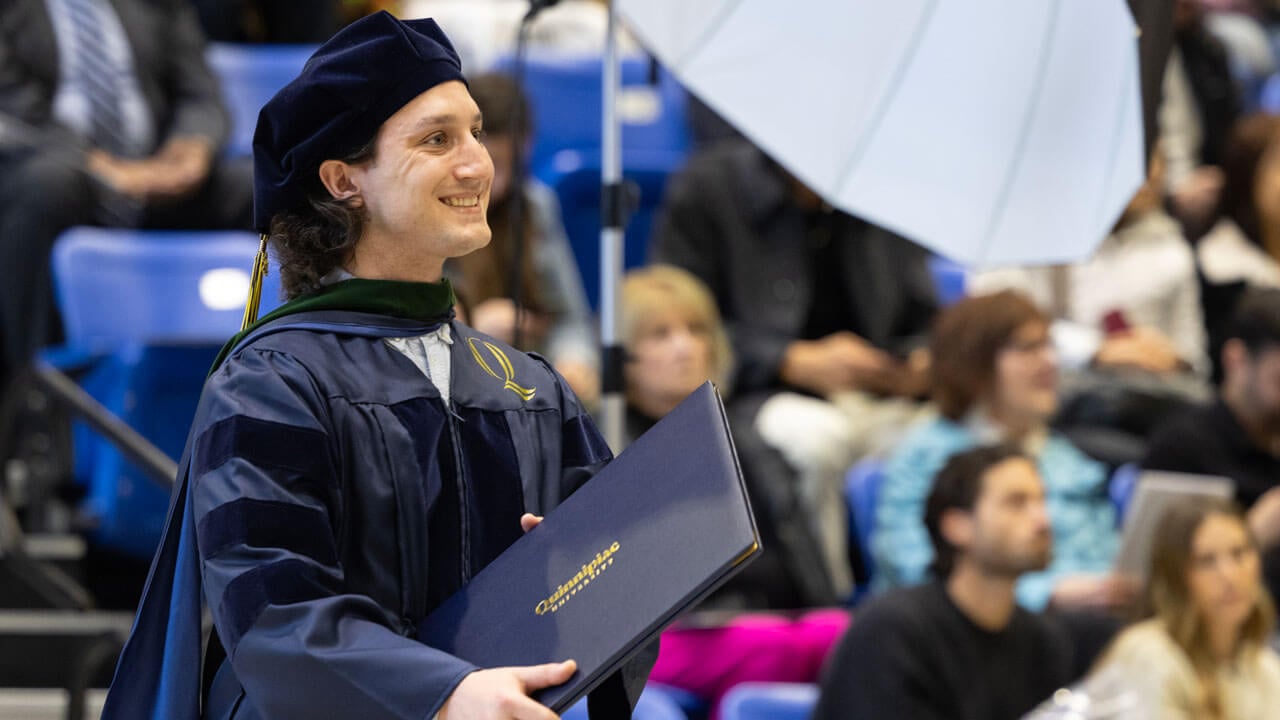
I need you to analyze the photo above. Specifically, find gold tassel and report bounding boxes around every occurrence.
[241,233,270,331]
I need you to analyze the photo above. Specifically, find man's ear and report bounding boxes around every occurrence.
[940,508,974,553]
[318,159,363,206]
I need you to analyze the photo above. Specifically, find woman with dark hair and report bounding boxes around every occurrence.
[446,73,599,405]
[1090,498,1280,719]
[871,290,1130,613]
[1197,113,1280,380]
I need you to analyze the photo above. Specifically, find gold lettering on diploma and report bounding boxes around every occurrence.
[534,541,620,616]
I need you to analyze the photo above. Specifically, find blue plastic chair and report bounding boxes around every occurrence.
[206,43,318,158]
[717,682,819,720]
[1109,462,1141,527]
[50,227,283,557]
[845,459,886,597]
[927,255,967,306]
[543,148,686,309]
[495,53,692,180]
[562,683,689,720]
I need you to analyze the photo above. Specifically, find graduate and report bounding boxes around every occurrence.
[100,12,649,719]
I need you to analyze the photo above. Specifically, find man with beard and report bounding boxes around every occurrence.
[1144,287,1280,602]
[813,445,1073,720]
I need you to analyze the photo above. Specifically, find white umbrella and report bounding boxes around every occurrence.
[614,0,1145,269]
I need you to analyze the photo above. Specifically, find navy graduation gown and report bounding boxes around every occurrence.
[101,310,614,719]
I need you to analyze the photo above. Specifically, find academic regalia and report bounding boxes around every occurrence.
[100,279,631,719]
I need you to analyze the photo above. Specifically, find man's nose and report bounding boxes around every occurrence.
[455,136,492,181]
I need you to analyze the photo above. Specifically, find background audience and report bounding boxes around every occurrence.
[872,291,1127,613]
[1144,287,1280,602]
[447,72,599,405]
[651,137,938,597]
[0,0,253,401]
[816,445,1073,720]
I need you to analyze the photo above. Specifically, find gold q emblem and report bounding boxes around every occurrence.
[468,338,536,401]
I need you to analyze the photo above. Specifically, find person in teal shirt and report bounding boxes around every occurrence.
[872,290,1133,613]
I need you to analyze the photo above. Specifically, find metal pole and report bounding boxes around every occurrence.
[32,361,178,488]
[599,5,626,452]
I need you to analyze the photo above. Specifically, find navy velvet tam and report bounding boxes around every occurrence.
[251,11,466,233]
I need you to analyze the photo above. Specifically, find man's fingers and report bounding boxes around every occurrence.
[520,514,543,533]
[511,660,576,691]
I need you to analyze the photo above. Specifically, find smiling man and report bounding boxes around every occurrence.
[100,12,647,720]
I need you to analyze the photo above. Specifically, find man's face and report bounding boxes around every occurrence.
[956,457,1052,578]
[347,80,494,263]
[1240,347,1280,433]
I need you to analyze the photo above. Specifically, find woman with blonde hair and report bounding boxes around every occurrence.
[1091,497,1280,719]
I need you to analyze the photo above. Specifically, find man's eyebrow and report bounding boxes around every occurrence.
[409,112,484,132]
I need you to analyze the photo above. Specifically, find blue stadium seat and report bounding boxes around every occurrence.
[928,255,967,306]
[562,683,689,720]
[1109,462,1141,526]
[717,682,819,720]
[845,459,886,594]
[49,227,282,557]
[494,53,692,180]
[206,43,318,158]
[543,148,686,308]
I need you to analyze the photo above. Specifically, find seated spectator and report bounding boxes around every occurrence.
[1198,114,1280,379]
[446,73,599,405]
[619,264,837,608]
[1161,0,1242,237]
[0,0,253,396]
[1144,287,1280,601]
[1089,498,1280,719]
[651,137,938,597]
[972,150,1210,465]
[872,291,1129,613]
[814,445,1074,720]
[971,149,1209,378]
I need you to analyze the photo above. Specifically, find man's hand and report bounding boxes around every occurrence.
[555,359,599,409]
[1093,327,1183,374]
[439,660,576,720]
[1248,487,1280,550]
[85,136,213,203]
[1049,574,1139,615]
[520,514,542,533]
[779,332,894,397]
[470,298,546,348]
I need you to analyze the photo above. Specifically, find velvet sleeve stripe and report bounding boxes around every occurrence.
[197,498,338,566]
[561,414,612,469]
[218,558,343,655]
[194,414,331,480]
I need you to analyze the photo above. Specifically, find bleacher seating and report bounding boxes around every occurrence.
[206,43,318,158]
[49,228,281,558]
[496,53,693,308]
[845,458,886,594]
[717,682,819,720]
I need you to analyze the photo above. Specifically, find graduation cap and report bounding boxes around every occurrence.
[241,11,466,329]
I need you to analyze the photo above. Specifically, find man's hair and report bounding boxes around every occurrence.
[467,73,531,139]
[269,137,377,299]
[924,443,1028,579]
[930,290,1047,420]
[1225,287,1280,355]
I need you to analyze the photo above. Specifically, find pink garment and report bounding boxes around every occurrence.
[649,608,850,720]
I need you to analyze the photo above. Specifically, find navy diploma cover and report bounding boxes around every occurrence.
[419,382,761,711]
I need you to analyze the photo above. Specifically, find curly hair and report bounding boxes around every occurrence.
[268,138,376,300]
